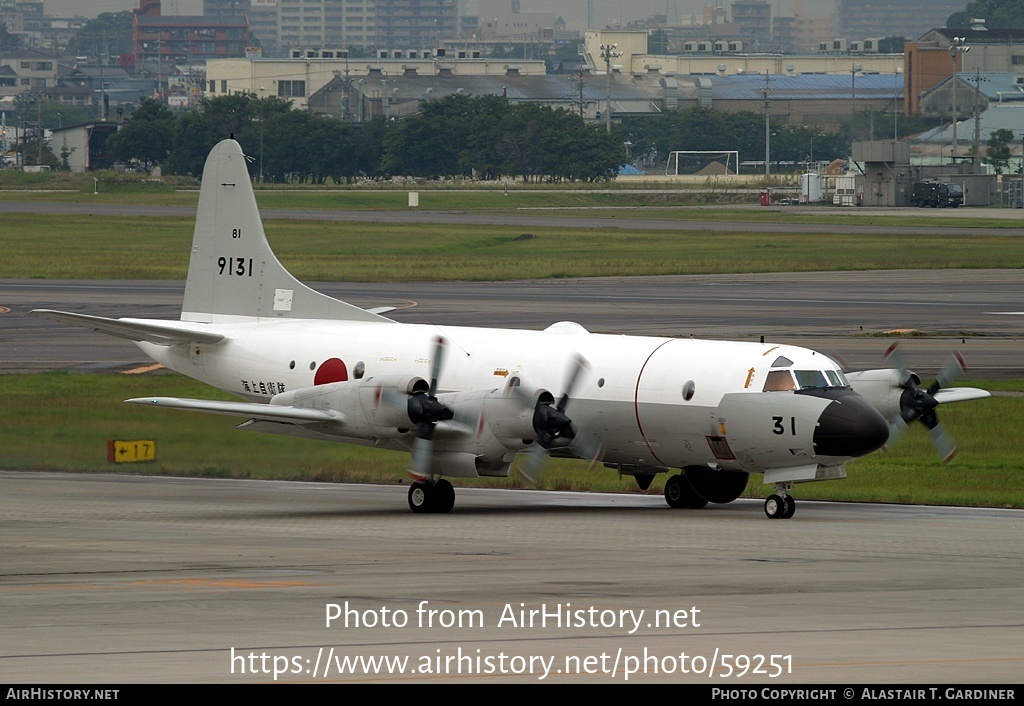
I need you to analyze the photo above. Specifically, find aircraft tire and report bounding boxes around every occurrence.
[434,479,456,513]
[683,467,748,504]
[664,473,708,509]
[664,474,687,508]
[781,495,796,519]
[764,494,786,519]
[408,480,434,513]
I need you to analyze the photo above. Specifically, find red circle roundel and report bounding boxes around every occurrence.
[314,358,348,385]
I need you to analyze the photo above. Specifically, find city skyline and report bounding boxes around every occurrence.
[30,1,969,41]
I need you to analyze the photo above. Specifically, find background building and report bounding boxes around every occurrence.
[837,0,963,42]
[132,0,250,64]
[375,0,457,51]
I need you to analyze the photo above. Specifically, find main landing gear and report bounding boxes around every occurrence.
[663,474,709,509]
[408,478,456,514]
[764,482,796,519]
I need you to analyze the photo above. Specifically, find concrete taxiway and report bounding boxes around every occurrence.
[1,471,1022,684]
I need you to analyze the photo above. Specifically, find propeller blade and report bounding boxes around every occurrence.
[929,352,966,395]
[411,435,433,478]
[884,342,912,385]
[406,335,453,477]
[884,417,909,451]
[928,422,958,465]
[557,353,590,411]
[517,443,548,486]
[569,431,606,471]
[429,335,446,396]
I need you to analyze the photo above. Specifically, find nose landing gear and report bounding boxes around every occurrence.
[764,483,796,519]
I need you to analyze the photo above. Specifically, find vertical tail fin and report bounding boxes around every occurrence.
[180,139,388,324]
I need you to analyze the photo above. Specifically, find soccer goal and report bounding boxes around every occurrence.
[665,150,740,176]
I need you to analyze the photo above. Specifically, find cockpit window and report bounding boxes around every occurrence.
[763,370,797,391]
[764,366,849,392]
[770,356,794,368]
[794,370,829,389]
[824,370,849,387]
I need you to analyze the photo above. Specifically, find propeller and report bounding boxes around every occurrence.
[408,335,454,477]
[516,354,602,485]
[883,342,965,464]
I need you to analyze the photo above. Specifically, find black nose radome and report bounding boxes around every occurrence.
[813,393,890,458]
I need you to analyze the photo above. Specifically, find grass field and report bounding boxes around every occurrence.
[5,184,1024,228]
[4,212,1024,281]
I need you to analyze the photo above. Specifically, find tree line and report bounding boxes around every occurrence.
[108,93,629,183]
[106,93,856,183]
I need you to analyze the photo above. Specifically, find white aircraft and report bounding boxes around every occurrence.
[33,139,991,518]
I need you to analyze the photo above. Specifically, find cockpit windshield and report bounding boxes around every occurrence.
[762,368,849,392]
[794,370,828,389]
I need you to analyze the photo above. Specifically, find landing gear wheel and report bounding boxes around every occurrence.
[408,480,434,513]
[781,495,796,519]
[664,474,687,508]
[664,473,709,509]
[764,494,786,519]
[433,479,455,513]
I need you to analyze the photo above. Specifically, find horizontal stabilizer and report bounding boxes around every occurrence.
[32,309,225,345]
[933,387,991,404]
[125,396,343,425]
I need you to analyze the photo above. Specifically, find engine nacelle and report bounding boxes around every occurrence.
[408,385,555,472]
[270,375,428,439]
[846,368,915,422]
[433,384,552,447]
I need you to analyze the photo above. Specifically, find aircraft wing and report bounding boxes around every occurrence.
[125,396,343,424]
[933,387,991,404]
[31,309,226,345]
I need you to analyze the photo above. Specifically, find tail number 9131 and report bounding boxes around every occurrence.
[218,257,253,277]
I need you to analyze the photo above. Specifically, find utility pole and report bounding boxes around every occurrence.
[35,93,41,164]
[259,86,265,183]
[850,63,861,116]
[970,68,989,166]
[568,66,588,118]
[761,71,772,177]
[599,42,621,133]
[98,31,105,121]
[948,36,969,163]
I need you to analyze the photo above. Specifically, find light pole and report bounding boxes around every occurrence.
[850,63,862,132]
[35,93,42,164]
[894,67,902,140]
[969,68,988,166]
[258,86,265,183]
[599,42,621,133]
[948,36,969,163]
[761,71,771,177]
